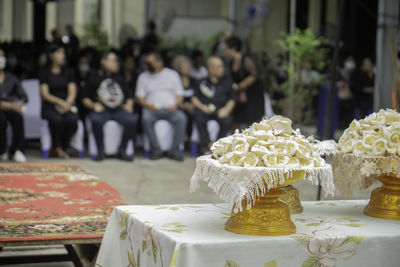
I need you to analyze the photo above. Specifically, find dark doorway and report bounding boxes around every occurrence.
[296,0,309,30]
[33,1,46,46]
[340,0,378,62]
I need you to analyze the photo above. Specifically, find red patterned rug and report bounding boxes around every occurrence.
[0,163,124,242]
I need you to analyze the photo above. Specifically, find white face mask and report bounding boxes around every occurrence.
[0,56,6,70]
[345,61,355,71]
[79,64,90,73]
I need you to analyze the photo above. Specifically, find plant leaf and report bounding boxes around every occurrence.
[264,259,277,267]
[305,223,321,227]
[170,250,178,267]
[342,235,365,245]
[341,223,365,228]
[151,237,158,264]
[120,230,127,240]
[225,260,240,267]
[142,240,148,252]
[137,249,141,267]
[128,251,136,267]
[301,256,320,267]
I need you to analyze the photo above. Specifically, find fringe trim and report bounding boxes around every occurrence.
[190,156,335,213]
[313,140,339,156]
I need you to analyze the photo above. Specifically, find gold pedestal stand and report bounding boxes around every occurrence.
[279,185,303,214]
[225,187,296,236]
[364,173,400,220]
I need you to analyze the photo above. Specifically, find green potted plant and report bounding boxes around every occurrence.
[276,28,329,124]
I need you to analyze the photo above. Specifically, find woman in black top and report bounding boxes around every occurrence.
[39,45,78,158]
[0,48,28,162]
[225,36,265,128]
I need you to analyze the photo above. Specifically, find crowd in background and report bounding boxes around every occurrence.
[0,21,388,163]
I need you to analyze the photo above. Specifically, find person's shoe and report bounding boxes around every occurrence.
[149,152,162,160]
[13,151,27,163]
[0,152,8,161]
[168,152,184,162]
[94,153,105,162]
[117,152,133,162]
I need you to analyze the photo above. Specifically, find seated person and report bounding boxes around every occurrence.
[192,56,235,154]
[0,48,28,162]
[136,52,187,161]
[83,51,138,161]
[40,44,78,159]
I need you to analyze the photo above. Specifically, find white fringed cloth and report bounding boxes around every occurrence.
[332,153,400,198]
[190,155,335,213]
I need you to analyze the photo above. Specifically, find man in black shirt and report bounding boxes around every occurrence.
[0,48,28,162]
[192,56,235,153]
[83,51,138,161]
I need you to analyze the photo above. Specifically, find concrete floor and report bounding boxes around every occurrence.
[1,146,376,267]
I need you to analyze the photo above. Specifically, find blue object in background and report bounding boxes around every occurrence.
[317,83,339,139]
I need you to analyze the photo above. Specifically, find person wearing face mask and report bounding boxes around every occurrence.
[340,56,356,82]
[0,48,28,163]
[82,50,138,162]
[39,44,79,159]
[136,52,187,161]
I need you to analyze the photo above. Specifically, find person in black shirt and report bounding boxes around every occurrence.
[40,44,78,159]
[0,48,28,162]
[140,21,159,57]
[192,56,235,153]
[82,51,138,161]
[225,36,265,128]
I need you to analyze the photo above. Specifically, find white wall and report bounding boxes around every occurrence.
[0,0,13,42]
[162,17,232,41]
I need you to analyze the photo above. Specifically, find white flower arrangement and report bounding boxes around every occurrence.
[210,115,326,168]
[338,109,400,156]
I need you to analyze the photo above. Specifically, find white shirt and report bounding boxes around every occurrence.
[136,68,184,108]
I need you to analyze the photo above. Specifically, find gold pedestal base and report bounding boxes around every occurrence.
[279,185,303,214]
[364,174,400,220]
[225,188,296,236]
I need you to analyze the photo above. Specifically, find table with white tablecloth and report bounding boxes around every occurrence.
[95,200,400,267]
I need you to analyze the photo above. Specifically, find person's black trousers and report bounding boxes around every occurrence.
[193,109,232,148]
[87,109,138,155]
[42,109,79,150]
[0,110,25,155]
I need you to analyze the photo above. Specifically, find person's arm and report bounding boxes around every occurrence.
[167,71,184,111]
[136,97,156,111]
[217,99,235,119]
[191,96,211,115]
[236,57,258,91]
[65,70,77,106]
[66,82,77,106]
[122,98,134,113]
[14,78,28,103]
[135,74,156,111]
[0,100,23,113]
[40,84,68,107]
[121,78,134,113]
[168,95,183,111]
[82,75,104,113]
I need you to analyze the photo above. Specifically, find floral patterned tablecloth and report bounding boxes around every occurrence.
[96,200,400,267]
